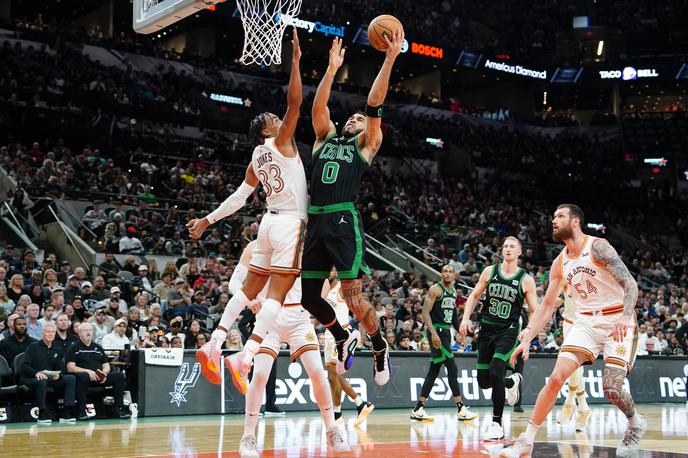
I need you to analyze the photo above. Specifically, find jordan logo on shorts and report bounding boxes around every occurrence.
[338,216,347,224]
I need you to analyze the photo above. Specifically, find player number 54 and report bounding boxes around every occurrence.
[574,280,598,299]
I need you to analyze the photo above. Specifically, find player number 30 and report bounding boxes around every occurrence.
[489,298,512,319]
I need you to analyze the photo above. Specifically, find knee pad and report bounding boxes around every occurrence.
[488,359,507,382]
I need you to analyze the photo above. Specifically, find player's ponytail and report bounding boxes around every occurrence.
[248,113,268,146]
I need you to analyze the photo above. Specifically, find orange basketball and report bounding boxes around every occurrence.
[367,14,404,51]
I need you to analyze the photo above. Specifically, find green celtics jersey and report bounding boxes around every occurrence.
[482,265,527,325]
[430,283,457,326]
[310,133,368,207]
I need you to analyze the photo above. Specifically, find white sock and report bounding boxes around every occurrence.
[218,289,250,333]
[576,390,589,410]
[353,395,363,407]
[300,350,335,430]
[244,354,272,437]
[244,339,260,362]
[241,298,282,363]
[565,385,577,405]
[524,422,539,444]
[334,405,341,413]
[627,413,642,428]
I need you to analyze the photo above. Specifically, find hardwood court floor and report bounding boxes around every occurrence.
[1,404,686,457]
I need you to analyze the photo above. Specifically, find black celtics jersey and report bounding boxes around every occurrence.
[481,265,527,326]
[310,133,368,206]
[430,283,457,326]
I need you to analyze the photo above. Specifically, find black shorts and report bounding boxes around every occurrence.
[430,325,455,364]
[477,322,520,370]
[301,202,370,280]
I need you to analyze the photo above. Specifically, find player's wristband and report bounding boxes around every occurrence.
[366,104,384,118]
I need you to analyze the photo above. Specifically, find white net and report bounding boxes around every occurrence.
[236,0,303,66]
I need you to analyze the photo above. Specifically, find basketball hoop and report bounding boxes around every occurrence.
[236,0,302,66]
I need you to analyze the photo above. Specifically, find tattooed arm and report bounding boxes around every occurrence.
[591,238,639,342]
[422,285,442,349]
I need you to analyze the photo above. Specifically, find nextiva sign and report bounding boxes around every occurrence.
[279,14,345,37]
[484,59,547,79]
[599,66,659,80]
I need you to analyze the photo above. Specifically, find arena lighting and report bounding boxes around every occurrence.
[587,223,606,234]
[425,137,444,148]
[550,67,583,84]
[483,59,547,79]
[596,40,604,56]
[456,50,482,68]
[644,157,668,166]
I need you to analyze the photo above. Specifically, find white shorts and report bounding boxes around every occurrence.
[258,305,319,362]
[560,311,639,373]
[249,212,306,276]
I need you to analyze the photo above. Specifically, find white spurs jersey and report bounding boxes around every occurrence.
[251,138,308,218]
[325,282,350,328]
[562,283,576,321]
[560,235,624,313]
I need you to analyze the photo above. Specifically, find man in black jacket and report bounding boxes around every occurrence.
[21,322,77,423]
[53,313,78,358]
[66,321,130,419]
[0,316,36,369]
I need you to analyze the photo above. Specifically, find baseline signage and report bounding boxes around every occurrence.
[136,351,687,417]
[484,59,547,80]
[599,66,659,80]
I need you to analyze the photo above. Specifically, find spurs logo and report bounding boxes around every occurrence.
[169,362,201,407]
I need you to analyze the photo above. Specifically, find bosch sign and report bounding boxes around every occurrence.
[599,66,659,80]
[410,42,443,59]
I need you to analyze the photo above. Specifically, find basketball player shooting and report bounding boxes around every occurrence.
[501,204,644,457]
[187,28,306,387]
[298,30,403,385]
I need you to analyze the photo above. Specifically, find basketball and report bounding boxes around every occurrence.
[367,14,404,51]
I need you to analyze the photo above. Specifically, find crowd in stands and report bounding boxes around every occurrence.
[2,3,687,425]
